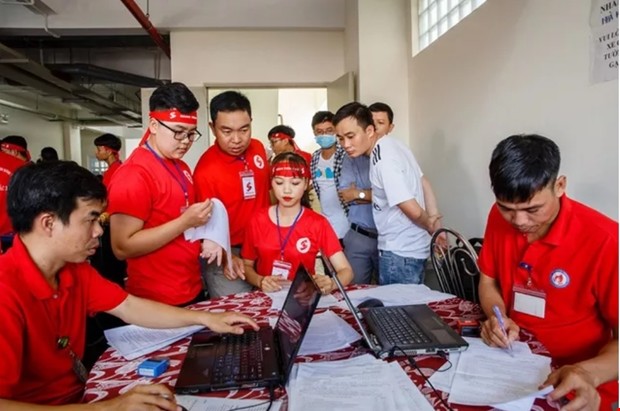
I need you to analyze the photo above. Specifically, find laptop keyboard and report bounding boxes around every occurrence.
[212,331,265,384]
[369,307,433,345]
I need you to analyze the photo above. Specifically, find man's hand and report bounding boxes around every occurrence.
[480,315,520,348]
[260,275,290,292]
[181,199,213,229]
[201,239,223,266]
[313,274,335,295]
[223,254,246,280]
[202,312,259,334]
[99,383,181,411]
[542,365,601,411]
[338,183,360,204]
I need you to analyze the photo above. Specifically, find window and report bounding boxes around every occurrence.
[88,156,108,176]
[418,0,486,51]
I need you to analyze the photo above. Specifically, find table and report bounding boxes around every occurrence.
[84,286,560,410]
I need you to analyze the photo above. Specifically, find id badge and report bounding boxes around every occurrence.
[512,285,546,318]
[271,260,292,278]
[240,170,256,200]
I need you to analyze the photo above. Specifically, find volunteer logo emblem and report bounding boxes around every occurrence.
[170,111,177,119]
[254,155,265,169]
[549,269,570,288]
[296,238,311,253]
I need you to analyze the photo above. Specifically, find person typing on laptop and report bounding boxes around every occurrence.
[241,152,353,295]
[478,135,618,411]
[0,161,258,410]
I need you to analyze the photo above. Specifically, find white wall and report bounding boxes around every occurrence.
[170,31,345,86]
[0,105,64,162]
[410,0,619,238]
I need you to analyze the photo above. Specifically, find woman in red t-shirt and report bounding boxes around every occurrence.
[241,152,353,294]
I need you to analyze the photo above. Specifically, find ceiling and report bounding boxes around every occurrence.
[0,0,346,126]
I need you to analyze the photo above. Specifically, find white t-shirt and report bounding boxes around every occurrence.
[369,136,430,258]
[314,155,349,238]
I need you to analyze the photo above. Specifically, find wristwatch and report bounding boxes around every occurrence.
[358,190,366,200]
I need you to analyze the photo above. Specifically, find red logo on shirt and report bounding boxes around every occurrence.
[296,237,311,253]
[549,269,570,288]
[254,155,265,169]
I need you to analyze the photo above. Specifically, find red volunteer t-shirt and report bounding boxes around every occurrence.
[194,139,270,245]
[0,236,128,404]
[241,206,342,279]
[0,151,25,235]
[102,160,122,189]
[107,147,202,305]
[478,195,618,408]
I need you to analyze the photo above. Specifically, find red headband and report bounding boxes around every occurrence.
[271,161,309,178]
[100,145,120,159]
[271,132,299,150]
[139,109,198,145]
[1,143,31,161]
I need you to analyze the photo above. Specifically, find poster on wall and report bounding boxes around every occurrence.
[590,0,619,83]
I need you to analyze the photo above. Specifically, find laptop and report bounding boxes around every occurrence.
[321,255,468,359]
[175,265,320,393]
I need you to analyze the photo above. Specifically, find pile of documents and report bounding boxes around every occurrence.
[104,324,204,360]
[176,395,282,411]
[335,284,454,310]
[428,337,553,411]
[287,354,435,411]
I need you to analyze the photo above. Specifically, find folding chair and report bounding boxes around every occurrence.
[430,228,481,303]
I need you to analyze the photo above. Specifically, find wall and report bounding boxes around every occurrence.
[0,105,64,162]
[170,31,345,86]
[410,0,619,238]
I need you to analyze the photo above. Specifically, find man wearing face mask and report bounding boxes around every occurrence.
[309,111,349,245]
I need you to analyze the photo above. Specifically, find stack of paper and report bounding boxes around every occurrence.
[176,395,283,411]
[335,284,454,310]
[104,324,204,360]
[428,337,553,411]
[287,354,434,411]
[267,286,338,311]
[297,310,361,355]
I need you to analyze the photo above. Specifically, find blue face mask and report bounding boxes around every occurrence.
[315,134,337,149]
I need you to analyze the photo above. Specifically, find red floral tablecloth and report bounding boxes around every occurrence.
[83,286,560,410]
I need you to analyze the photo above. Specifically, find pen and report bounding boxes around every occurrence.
[492,305,514,356]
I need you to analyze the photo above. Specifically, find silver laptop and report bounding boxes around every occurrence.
[321,255,468,359]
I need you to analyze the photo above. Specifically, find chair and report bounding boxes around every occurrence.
[430,228,482,303]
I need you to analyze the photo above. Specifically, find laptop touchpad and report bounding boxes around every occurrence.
[431,329,454,344]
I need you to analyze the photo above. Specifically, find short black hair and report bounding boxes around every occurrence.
[39,147,59,162]
[489,134,561,203]
[333,102,374,130]
[149,82,199,114]
[369,102,394,124]
[311,111,334,129]
[209,91,252,123]
[2,135,28,150]
[8,161,106,233]
[94,133,122,151]
[268,124,296,138]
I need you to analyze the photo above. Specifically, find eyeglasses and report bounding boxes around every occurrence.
[314,127,335,135]
[155,119,202,142]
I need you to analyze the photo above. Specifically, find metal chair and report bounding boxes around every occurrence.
[430,228,481,303]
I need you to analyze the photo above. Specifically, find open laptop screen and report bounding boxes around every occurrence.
[273,265,320,383]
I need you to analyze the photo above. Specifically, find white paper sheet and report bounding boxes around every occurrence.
[335,284,454,310]
[287,354,433,411]
[176,395,282,411]
[447,337,552,408]
[184,198,232,273]
[297,310,361,355]
[104,324,204,360]
[267,286,338,311]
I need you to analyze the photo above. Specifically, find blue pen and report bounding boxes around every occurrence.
[492,305,514,356]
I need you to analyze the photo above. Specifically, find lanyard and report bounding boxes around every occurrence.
[519,262,534,288]
[275,205,303,260]
[237,155,249,171]
[145,142,189,206]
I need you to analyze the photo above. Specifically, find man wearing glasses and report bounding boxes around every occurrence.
[107,82,214,306]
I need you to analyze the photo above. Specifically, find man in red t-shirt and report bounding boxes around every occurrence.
[94,133,123,189]
[0,161,257,409]
[478,134,618,411]
[108,83,217,306]
[0,135,28,252]
[194,91,271,298]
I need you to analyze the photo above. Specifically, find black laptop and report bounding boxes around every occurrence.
[175,265,320,393]
[321,256,468,359]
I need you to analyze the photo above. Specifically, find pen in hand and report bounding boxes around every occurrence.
[492,305,514,356]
